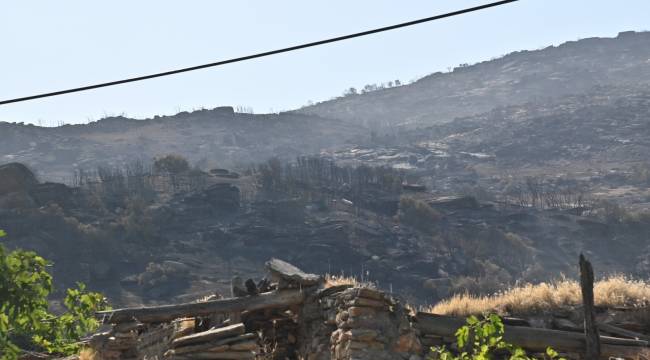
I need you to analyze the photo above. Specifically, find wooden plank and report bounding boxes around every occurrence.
[265,258,321,286]
[317,284,353,298]
[172,324,244,348]
[172,333,257,355]
[580,253,600,359]
[502,316,530,327]
[97,290,304,324]
[598,323,650,342]
[416,313,648,358]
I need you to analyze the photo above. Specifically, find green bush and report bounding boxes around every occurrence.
[0,230,109,359]
[431,314,564,360]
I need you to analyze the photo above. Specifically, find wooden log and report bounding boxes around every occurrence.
[416,313,648,358]
[104,335,138,350]
[265,258,321,286]
[317,284,353,298]
[553,318,582,332]
[97,290,304,324]
[172,333,257,355]
[173,323,245,348]
[580,253,601,359]
[113,321,144,333]
[228,340,258,351]
[502,316,530,327]
[598,323,650,342]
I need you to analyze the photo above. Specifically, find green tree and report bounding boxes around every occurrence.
[431,314,564,360]
[0,230,109,359]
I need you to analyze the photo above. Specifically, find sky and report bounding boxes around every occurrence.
[1,0,649,126]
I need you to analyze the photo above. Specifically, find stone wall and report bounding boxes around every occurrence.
[281,285,423,360]
[328,288,421,360]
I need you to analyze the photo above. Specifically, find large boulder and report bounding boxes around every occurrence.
[0,163,38,196]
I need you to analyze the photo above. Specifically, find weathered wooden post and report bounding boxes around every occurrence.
[580,253,600,359]
[230,276,245,323]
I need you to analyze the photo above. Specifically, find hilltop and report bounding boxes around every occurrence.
[297,31,650,128]
[0,108,363,181]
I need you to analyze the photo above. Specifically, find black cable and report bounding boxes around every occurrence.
[0,0,519,106]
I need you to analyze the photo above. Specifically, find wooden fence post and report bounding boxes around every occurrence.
[580,253,600,359]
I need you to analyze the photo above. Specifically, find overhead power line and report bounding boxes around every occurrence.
[0,0,519,106]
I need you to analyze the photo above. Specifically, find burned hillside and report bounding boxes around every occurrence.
[2,156,650,311]
[0,109,364,182]
[298,31,650,128]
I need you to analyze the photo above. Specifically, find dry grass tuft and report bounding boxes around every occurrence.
[404,303,417,316]
[426,276,650,317]
[79,348,97,360]
[324,274,375,289]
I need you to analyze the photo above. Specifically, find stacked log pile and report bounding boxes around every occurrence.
[165,323,259,360]
[89,328,139,360]
[88,320,177,360]
[91,258,317,360]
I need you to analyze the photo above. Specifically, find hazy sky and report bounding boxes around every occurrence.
[1,0,649,126]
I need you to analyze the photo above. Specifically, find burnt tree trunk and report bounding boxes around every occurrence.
[580,253,601,360]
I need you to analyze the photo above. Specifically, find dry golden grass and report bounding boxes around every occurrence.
[426,276,650,317]
[324,274,375,289]
[79,348,96,360]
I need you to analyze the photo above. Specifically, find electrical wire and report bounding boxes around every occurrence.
[0,0,519,106]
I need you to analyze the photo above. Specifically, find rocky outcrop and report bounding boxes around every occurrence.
[0,162,37,196]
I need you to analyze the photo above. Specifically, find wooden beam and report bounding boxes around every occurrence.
[598,323,650,342]
[172,323,245,348]
[416,313,648,359]
[171,333,257,355]
[580,253,601,359]
[97,290,304,324]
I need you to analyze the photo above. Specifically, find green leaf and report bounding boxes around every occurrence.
[0,229,6,237]
[0,243,110,356]
[546,347,560,359]
[466,315,479,325]
[439,314,546,360]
